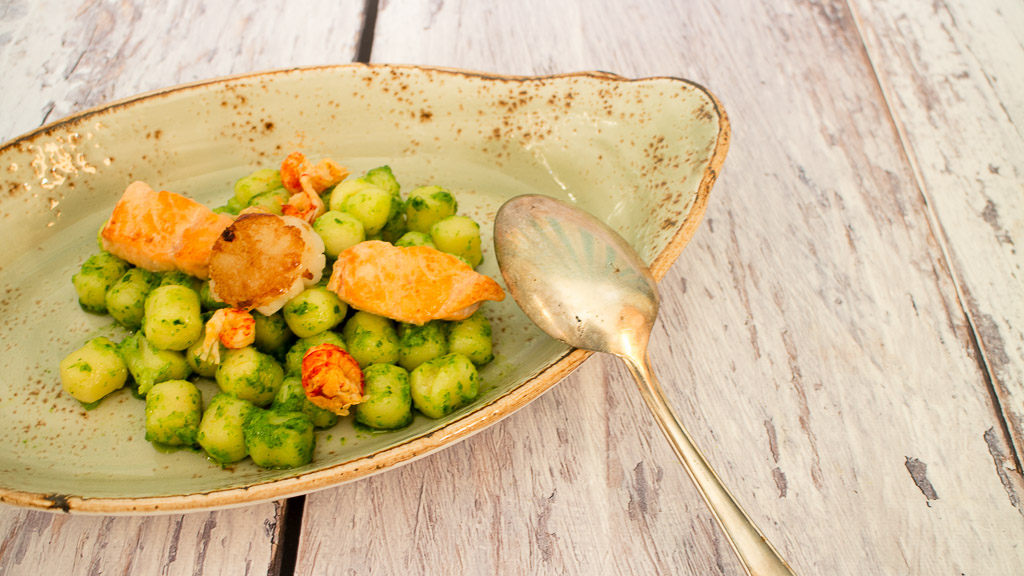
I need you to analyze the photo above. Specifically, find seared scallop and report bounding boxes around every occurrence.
[208,212,326,315]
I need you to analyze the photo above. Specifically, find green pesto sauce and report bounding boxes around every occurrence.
[150,442,201,455]
[352,421,397,435]
[129,379,146,399]
[72,361,93,373]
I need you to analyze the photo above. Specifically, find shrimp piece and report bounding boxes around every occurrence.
[301,343,365,415]
[281,187,326,223]
[207,212,326,315]
[100,181,234,279]
[280,152,349,194]
[326,240,505,325]
[279,152,311,193]
[280,152,349,223]
[197,308,256,364]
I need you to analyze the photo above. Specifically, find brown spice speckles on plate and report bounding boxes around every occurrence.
[0,63,727,514]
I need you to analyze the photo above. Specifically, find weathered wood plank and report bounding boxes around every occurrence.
[0,502,287,575]
[0,1,365,574]
[296,358,745,575]
[849,0,1024,463]
[0,0,366,142]
[293,0,1024,574]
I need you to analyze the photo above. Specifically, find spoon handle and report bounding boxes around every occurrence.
[621,353,796,576]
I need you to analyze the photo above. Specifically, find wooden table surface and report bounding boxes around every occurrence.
[2,0,1022,574]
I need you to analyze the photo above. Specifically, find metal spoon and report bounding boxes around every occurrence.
[493,194,795,576]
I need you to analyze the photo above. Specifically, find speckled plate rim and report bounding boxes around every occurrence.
[0,63,730,514]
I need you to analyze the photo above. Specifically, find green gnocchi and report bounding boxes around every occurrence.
[60,159,499,471]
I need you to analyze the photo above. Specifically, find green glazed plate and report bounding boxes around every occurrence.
[0,64,728,513]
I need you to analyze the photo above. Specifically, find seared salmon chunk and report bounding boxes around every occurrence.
[327,240,504,325]
[99,181,234,280]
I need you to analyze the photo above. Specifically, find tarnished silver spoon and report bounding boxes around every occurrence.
[493,194,795,576]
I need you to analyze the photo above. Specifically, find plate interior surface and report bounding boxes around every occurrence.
[0,64,727,512]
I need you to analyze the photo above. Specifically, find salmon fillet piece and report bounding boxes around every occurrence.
[327,240,505,325]
[100,181,234,279]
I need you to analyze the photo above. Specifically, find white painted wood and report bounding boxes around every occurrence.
[0,502,286,575]
[2,0,1023,574]
[0,0,366,142]
[294,0,1024,574]
[0,1,365,574]
[849,0,1024,462]
[297,357,745,575]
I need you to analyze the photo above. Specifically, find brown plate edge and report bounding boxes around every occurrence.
[0,63,729,513]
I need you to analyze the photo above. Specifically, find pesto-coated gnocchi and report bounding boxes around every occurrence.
[158,269,202,291]
[342,185,394,236]
[379,195,408,243]
[430,215,483,268]
[215,346,285,407]
[244,408,315,469]
[447,311,495,365]
[342,311,400,368]
[72,251,131,314]
[362,165,400,197]
[143,284,203,351]
[283,286,347,338]
[198,393,255,465]
[328,179,379,212]
[248,188,290,215]
[356,363,413,430]
[252,311,294,358]
[118,332,192,396]
[145,379,202,446]
[405,185,457,234]
[272,375,339,429]
[105,268,158,329]
[233,168,283,205]
[186,327,223,378]
[200,280,229,311]
[59,337,129,404]
[61,159,501,471]
[409,353,481,419]
[313,210,366,258]
[398,321,448,372]
[394,230,436,249]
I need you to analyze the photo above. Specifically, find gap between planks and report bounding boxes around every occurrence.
[357,0,381,63]
[275,496,306,575]
[843,0,1024,475]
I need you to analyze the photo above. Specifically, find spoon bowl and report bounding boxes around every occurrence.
[494,196,658,357]
[494,194,795,576]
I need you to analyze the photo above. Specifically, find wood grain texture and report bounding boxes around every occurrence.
[293,0,1024,574]
[0,501,287,576]
[296,357,743,576]
[1,0,1022,574]
[0,0,366,142]
[849,0,1024,462]
[0,1,365,574]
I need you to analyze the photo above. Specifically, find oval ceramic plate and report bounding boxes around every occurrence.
[0,64,728,514]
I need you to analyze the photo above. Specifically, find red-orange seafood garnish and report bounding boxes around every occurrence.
[301,343,365,416]
[280,152,349,223]
[197,308,256,364]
